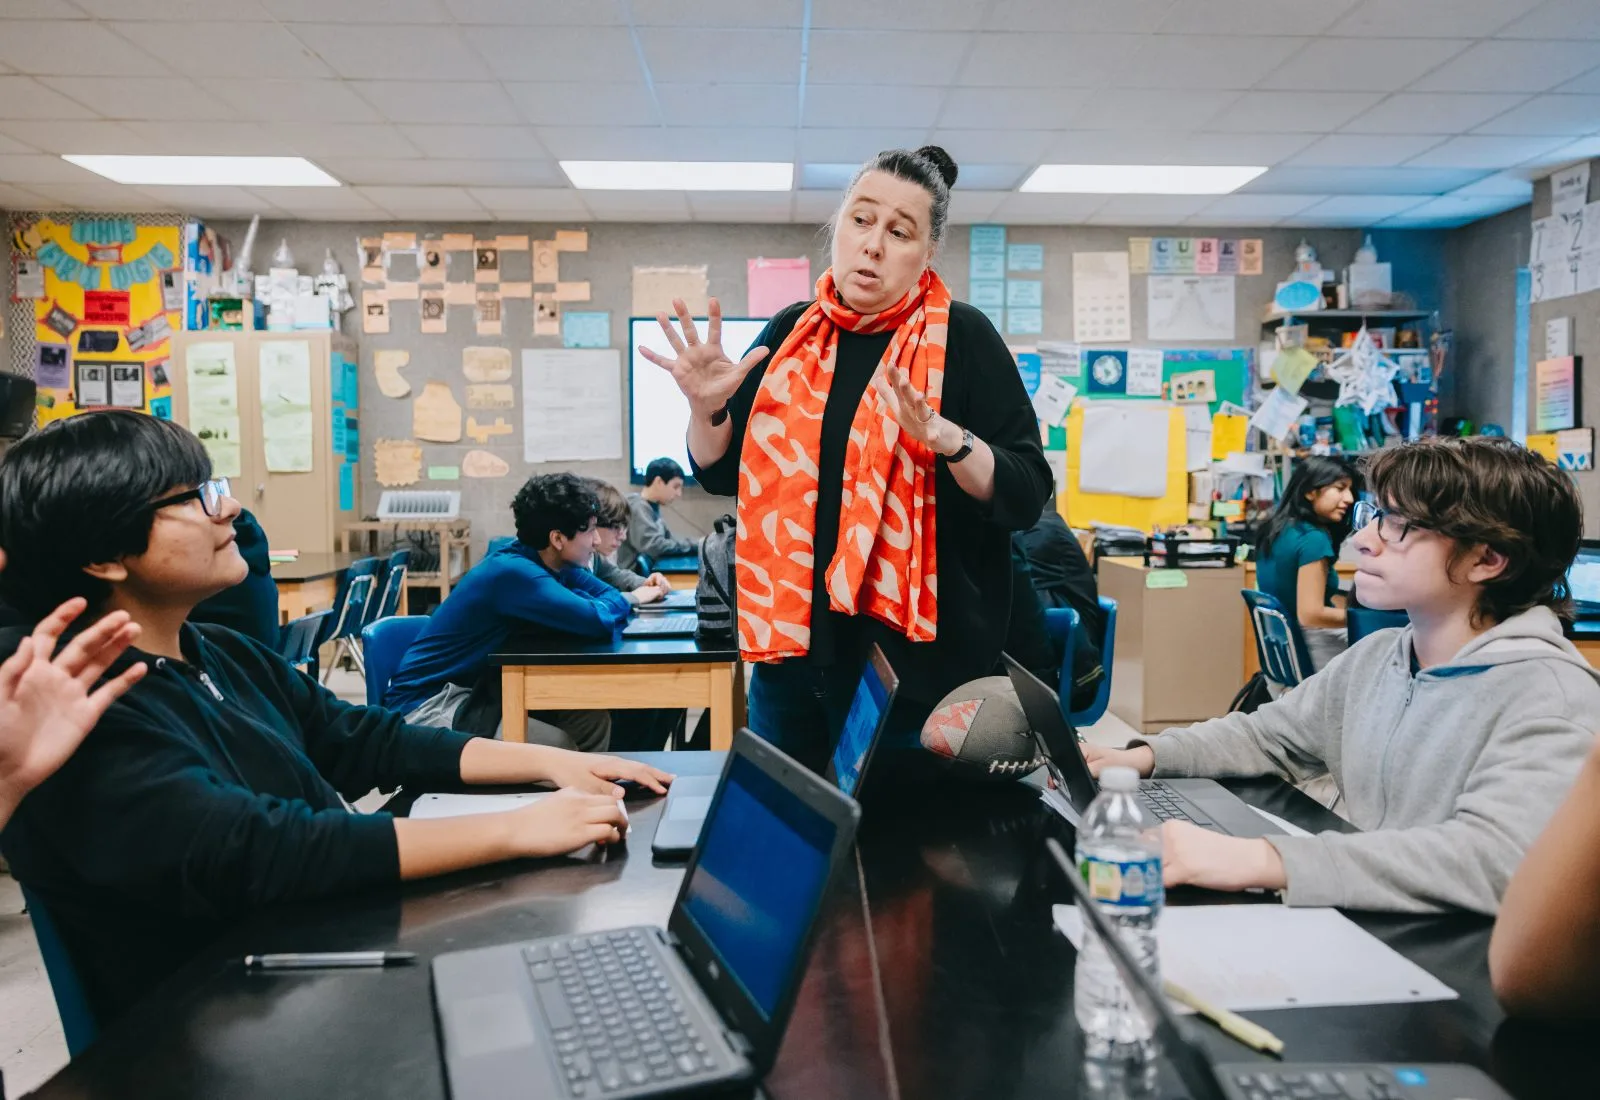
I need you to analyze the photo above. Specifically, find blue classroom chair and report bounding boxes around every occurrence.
[1043,596,1119,729]
[361,615,429,708]
[1347,606,1409,647]
[21,884,98,1057]
[1242,589,1308,690]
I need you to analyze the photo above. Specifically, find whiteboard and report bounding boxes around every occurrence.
[629,316,768,483]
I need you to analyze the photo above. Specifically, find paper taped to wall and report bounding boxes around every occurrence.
[373,349,411,398]
[462,346,512,383]
[374,439,423,487]
[413,380,463,443]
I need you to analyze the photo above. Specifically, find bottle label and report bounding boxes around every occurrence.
[1080,855,1163,908]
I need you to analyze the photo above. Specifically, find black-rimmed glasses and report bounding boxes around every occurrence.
[1351,499,1421,544]
[149,478,232,517]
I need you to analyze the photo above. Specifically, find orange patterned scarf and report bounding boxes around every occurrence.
[735,266,951,662]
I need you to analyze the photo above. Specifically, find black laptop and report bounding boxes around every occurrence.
[433,730,860,1100]
[621,612,698,638]
[653,643,899,858]
[1004,654,1282,838]
[1047,838,1512,1100]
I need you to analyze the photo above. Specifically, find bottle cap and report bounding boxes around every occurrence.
[1100,766,1139,792]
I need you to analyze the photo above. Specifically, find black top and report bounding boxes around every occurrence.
[1015,509,1104,649]
[190,509,280,646]
[0,622,472,1026]
[692,300,1052,704]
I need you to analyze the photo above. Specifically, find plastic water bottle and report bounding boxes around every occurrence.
[1075,765,1163,1063]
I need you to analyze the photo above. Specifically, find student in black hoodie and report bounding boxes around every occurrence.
[0,412,673,1027]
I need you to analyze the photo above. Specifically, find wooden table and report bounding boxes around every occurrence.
[491,634,746,750]
[269,552,362,625]
[340,520,472,608]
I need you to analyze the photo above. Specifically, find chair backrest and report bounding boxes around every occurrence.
[1242,589,1307,688]
[278,610,332,671]
[366,549,411,626]
[20,884,98,1057]
[632,552,655,577]
[1073,596,1118,726]
[361,615,429,707]
[486,536,516,555]
[323,557,379,644]
[1347,606,1409,647]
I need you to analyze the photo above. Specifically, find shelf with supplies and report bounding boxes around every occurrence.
[1261,308,1434,328]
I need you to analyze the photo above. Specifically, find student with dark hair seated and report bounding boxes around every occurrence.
[386,473,628,749]
[189,507,279,646]
[0,413,668,1026]
[618,456,697,572]
[1005,507,1105,711]
[586,478,671,606]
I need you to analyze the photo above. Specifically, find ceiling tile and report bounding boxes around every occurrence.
[0,2,92,17]
[1448,171,1535,198]
[467,186,590,216]
[1240,166,1490,193]
[1298,195,1429,219]
[687,192,795,223]
[445,0,621,21]
[0,119,150,155]
[807,30,969,86]
[1497,0,1600,39]
[0,22,170,76]
[1046,130,1314,164]
[1115,35,1308,89]
[991,192,1107,223]
[960,33,1147,88]
[14,181,173,213]
[656,84,797,129]
[798,128,930,163]
[659,128,797,160]
[1340,93,1531,134]
[1289,134,1451,167]
[937,87,1093,130]
[1197,193,1329,217]
[0,183,50,207]
[1258,37,1472,93]
[1158,0,1359,36]
[1533,135,1600,164]
[505,83,661,127]
[793,190,843,220]
[123,120,298,156]
[245,184,382,212]
[77,0,269,17]
[987,0,1188,34]
[354,81,520,125]
[0,77,98,120]
[289,23,478,80]
[113,21,327,78]
[265,122,422,158]
[325,156,563,186]
[1091,195,1217,220]
[0,153,106,184]
[358,184,486,211]
[259,0,451,21]
[1074,89,1241,132]
[397,124,550,161]
[809,0,979,30]
[464,26,642,83]
[946,189,1010,223]
[200,79,383,123]
[1183,215,1296,227]
[632,0,805,26]
[0,131,37,154]
[955,164,1030,190]
[535,126,669,160]
[1558,69,1600,94]
[1388,193,1531,224]
[1329,0,1543,38]
[1405,133,1568,167]
[35,77,240,121]
[580,190,692,220]
[134,185,279,216]
[1472,95,1600,136]
[928,129,1058,163]
[1410,40,1600,93]
[800,164,856,189]
[805,85,944,129]
[1207,91,1384,133]
[637,28,802,84]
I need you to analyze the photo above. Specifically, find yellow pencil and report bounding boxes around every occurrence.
[1163,979,1285,1057]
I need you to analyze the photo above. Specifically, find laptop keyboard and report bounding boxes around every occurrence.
[1137,780,1202,825]
[1230,1069,1405,1100]
[524,931,719,1097]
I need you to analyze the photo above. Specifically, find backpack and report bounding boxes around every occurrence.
[695,513,738,645]
[1228,671,1273,715]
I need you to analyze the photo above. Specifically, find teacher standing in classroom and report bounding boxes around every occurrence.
[642,146,1052,773]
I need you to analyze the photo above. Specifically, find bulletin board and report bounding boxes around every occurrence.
[1076,346,1253,415]
[14,216,181,426]
[1063,402,1189,530]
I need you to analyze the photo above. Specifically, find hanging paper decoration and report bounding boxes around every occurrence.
[1325,326,1403,415]
[71,218,136,247]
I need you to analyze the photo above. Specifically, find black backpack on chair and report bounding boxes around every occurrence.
[695,514,738,645]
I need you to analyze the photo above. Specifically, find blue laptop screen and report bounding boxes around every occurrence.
[831,662,890,797]
[1569,546,1600,614]
[680,754,836,1018]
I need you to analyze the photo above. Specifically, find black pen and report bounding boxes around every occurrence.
[243,951,417,970]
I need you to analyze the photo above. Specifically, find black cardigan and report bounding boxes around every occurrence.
[0,622,472,1024]
[692,299,1052,705]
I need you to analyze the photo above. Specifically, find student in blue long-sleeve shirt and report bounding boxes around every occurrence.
[385,473,630,750]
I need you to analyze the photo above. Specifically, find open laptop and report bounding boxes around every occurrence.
[653,643,899,858]
[1046,838,1512,1100]
[434,730,860,1100]
[638,590,695,613]
[622,612,699,638]
[1004,654,1282,839]
[1565,539,1600,638]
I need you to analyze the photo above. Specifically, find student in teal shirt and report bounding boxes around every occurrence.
[1254,456,1358,672]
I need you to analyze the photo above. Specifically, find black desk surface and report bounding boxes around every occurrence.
[489,633,739,666]
[269,552,364,583]
[653,555,698,574]
[28,756,1590,1100]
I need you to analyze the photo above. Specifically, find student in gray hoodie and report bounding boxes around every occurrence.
[1088,437,1599,915]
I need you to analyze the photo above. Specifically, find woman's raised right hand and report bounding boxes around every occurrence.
[638,297,767,419]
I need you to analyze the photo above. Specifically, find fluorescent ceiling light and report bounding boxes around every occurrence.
[62,154,339,187]
[1021,164,1267,195]
[561,160,794,191]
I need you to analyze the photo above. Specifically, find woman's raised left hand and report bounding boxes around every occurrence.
[886,366,962,457]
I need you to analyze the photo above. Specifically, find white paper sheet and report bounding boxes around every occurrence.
[1183,404,1212,473]
[1052,904,1457,1013]
[1080,402,1170,498]
[1147,275,1236,342]
[1072,252,1132,343]
[1552,162,1591,218]
[185,341,243,478]
[1248,387,1308,443]
[410,792,553,819]
[1033,373,1078,426]
[259,340,314,473]
[1126,348,1164,397]
[522,348,625,464]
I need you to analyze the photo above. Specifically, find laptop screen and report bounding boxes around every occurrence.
[1568,543,1600,617]
[1004,656,1100,813]
[831,656,892,797]
[679,753,838,1019]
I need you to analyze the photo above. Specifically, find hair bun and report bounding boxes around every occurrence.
[914,145,958,189]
